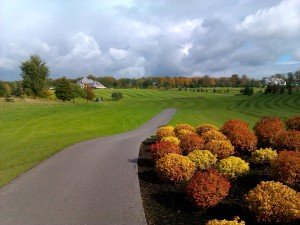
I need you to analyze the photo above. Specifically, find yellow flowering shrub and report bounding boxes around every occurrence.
[161,136,180,145]
[196,124,219,135]
[156,153,196,182]
[202,130,227,143]
[174,123,195,134]
[251,148,277,164]
[187,150,217,170]
[245,181,300,223]
[216,156,250,179]
[156,125,175,140]
[206,217,245,225]
[205,140,235,159]
[177,129,194,139]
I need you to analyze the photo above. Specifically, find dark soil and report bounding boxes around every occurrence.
[138,139,298,225]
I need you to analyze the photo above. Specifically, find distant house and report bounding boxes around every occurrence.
[77,77,106,89]
[264,77,286,86]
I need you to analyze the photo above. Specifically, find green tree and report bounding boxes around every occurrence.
[71,83,86,103]
[84,87,95,102]
[240,85,254,96]
[286,72,294,95]
[111,91,123,101]
[0,81,12,97]
[55,77,73,101]
[20,55,49,98]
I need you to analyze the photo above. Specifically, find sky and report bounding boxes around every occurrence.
[0,0,300,81]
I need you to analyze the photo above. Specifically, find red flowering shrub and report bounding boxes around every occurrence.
[285,115,300,131]
[186,169,231,208]
[271,150,300,188]
[196,124,219,136]
[149,141,182,161]
[180,134,205,155]
[277,130,300,151]
[253,116,285,148]
[221,119,257,153]
[205,140,235,159]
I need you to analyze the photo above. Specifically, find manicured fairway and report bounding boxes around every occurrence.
[0,89,299,187]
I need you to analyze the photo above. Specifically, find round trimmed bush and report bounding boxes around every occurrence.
[202,130,227,143]
[245,181,300,223]
[161,136,180,145]
[179,134,205,155]
[216,156,250,179]
[221,120,249,135]
[186,169,231,208]
[206,218,245,225]
[156,126,175,140]
[254,116,285,148]
[176,129,194,139]
[271,150,300,188]
[196,124,219,136]
[187,150,217,170]
[205,140,235,159]
[285,115,300,131]
[174,123,195,134]
[277,130,300,151]
[149,141,182,161]
[251,148,277,164]
[156,153,196,183]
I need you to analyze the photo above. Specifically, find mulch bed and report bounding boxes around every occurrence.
[138,138,298,225]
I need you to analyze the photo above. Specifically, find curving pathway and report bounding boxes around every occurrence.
[0,109,176,225]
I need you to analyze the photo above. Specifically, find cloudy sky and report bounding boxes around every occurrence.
[1,0,300,81]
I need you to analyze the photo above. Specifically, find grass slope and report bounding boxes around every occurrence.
[0,89,299,187]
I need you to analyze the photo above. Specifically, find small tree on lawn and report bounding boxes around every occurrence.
[240,85,254,96]
[55,77,73,101]
[84,87,95,102]
[112,91,123,101]
[0,81,12,97]
[71,83,86,103]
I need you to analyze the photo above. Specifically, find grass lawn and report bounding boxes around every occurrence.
[0,88,299,187]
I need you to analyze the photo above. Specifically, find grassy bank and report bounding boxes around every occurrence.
[0,88,299,187]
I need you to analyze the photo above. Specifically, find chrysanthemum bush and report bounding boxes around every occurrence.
[149,141,182,161]
[176,129,194,139]
[174,123,195,134]
[196,124,219,136]
[205,139,235,159]
[179,133,205,155]
[253,116,285,148]
[250,148,277,164]
[155,153,196,183]
[161,136,180,145]
[186,169,231,208]
[245,181,300,223]
[277,130,300,151]
[285,115,300,131]
[201,130,227,143]
[216,156,250,179]
[271,150,300,188]
[187,150,217,170]
[206,217,245,225]
[221,120,257,153]
[156,125,175,140]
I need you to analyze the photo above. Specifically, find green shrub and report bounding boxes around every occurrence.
[155,153,196,183]
[186,169,231,208]
[204,140,235,159]
[251,148,277,164]
[187,150,217,170]
[245,181,300,223]
[111,91,123,101]
[216,156,250,179]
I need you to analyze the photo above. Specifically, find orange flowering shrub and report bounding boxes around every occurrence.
[285,115,300,131]
[202,130,227,143]
[156,153,196,183]
[277,130,300,151]
[196,124,219,136]
[174,123,195,134]
[180,134,205,155]
[204,140,235,159]
[253,116,285,148]
[156,125,175,140]
[221,119,257,153]
[161,136,180,145]
[206,217,245,225]
[149,141,182,161]
[186,169,231,208]
[271,150,300,188]
[187,150,217,170]
[245,181,300,223]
